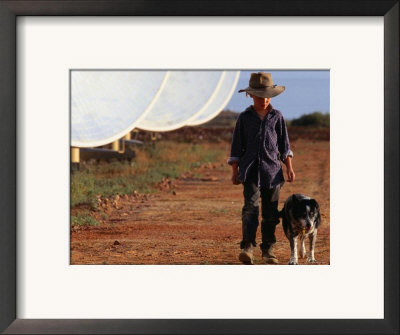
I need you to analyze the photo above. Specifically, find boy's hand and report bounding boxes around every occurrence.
[231,171,241,185]
[287,168,295,182]
[284,156,295,182]
[230,162,241,185]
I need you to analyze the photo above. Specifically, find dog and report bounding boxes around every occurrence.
[279,194,321,265]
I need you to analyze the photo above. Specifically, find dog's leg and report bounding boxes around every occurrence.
[299,234,306,258]
[307,230,317,263]
[288,235,298,265]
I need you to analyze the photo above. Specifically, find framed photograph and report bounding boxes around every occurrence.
[0,1,398,334]
[69,69,330,267]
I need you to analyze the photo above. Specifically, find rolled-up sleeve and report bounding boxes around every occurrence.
[277,115,293,162]
[227,115,245,165]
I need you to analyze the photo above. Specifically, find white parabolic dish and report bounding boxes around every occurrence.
[186,71,240,126]
[71,70,240,147]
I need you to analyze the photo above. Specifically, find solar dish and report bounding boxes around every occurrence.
[72,70,241,147]
[135,71,225,131]
[187,71,240,126]
[71,71,168,147]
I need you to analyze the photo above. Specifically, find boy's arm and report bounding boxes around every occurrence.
[284,156,295,182]
[277,115,295,182]
[277,115,293,162]
[227,116,244,185]
[230,161,240,185]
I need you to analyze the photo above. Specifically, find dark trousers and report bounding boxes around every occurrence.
[240,165,281,250]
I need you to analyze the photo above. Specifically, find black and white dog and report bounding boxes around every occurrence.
[279,194,321,265]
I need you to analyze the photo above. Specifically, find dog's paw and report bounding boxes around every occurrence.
[288,258,298,265]
[307,257,317,263]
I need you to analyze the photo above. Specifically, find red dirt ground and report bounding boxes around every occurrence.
[71,138,330,265]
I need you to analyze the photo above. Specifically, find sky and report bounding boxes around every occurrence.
[225,70,330,120]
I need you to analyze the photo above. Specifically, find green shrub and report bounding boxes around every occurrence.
[71,211,99,226]
[290,112,330,127]
[71,141,226,211]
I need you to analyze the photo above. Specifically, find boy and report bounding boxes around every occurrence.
[228,72,295,265]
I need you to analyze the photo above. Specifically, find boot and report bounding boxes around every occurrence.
[262,245,279,264]
[239,244,254,265]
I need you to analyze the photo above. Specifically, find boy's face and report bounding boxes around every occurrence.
[250,94,271,110]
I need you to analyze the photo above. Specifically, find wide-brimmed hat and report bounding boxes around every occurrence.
[238,72,285,98]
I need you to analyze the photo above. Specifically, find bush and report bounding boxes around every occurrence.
[71,211,99,226]
[70,141,226,210]
[290,112,329,127]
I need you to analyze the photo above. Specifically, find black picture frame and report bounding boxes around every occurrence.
[0,1,398,334]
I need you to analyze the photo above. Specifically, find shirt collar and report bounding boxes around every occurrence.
[247,105,276,119]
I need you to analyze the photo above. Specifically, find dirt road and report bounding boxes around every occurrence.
[71,139,330,265]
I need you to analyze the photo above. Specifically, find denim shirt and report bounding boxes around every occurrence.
[227,105,293,189]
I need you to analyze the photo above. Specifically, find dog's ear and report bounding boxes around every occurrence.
[310,199,319,211]
[310,199,321,227]
[315,210,321,228]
